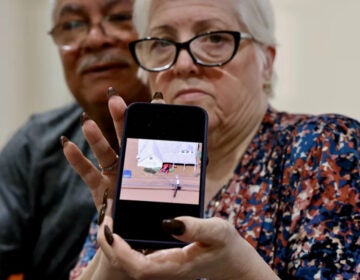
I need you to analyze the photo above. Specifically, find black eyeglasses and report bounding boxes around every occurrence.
[48,13,132,50]
[129,31,253,72]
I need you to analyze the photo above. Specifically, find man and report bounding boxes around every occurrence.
[0,0,150,279]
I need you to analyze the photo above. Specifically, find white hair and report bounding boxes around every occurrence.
[49,0,57,22]
[133,0,277,96]
[133,0,151,38]
[134,0,276,45]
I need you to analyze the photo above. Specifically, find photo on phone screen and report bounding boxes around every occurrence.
[113,102,208,249]
[120,138,203,204]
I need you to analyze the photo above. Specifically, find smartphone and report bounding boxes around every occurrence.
[113,102,208,249]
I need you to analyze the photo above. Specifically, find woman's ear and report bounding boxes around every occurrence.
[263,46,276,81]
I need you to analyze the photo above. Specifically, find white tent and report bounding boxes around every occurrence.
[136,139,163,169]
[137,139,198,169]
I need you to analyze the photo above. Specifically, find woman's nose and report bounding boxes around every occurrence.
[172,49,199,75]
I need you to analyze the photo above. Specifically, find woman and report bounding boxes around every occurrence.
[63,0,360,279]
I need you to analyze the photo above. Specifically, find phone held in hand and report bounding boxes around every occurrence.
[113,102,208,249]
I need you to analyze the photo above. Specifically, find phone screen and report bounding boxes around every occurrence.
[113,103,208,249]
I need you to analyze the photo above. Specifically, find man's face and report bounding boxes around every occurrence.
[52,0,148,111]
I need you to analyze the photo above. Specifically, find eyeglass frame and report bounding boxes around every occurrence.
[129,30,253,72]
[48,13,133,51]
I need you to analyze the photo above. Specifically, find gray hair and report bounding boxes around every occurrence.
[133,0,277,96]
[49,0,57,21]
[134,0,276,45]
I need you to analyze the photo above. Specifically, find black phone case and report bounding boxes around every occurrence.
[113,102,208,249]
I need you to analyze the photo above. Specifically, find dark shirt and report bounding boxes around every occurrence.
[0,103,96,280]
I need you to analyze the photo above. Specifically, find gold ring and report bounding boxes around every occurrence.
[99,155,119,172]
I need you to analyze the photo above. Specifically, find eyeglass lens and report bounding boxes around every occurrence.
[134,32,237,70]
[51,15,132,49]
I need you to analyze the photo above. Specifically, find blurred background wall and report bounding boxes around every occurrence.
[1,0,360,149]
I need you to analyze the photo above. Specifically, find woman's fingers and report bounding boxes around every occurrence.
[61,138,104,208]
[172,217,268,279]
[96,216,200,279]
[81,116,118,174]
[171,216,236,246]
[62,90,127,211]
[107,91,127,147]
[96,216,236,279]
[61,137,101,189]
[97,215,146,274]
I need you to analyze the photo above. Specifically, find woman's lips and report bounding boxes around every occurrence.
[174,89,208,101]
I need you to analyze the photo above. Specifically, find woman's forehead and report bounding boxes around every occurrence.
[150,0,237,17]
[148,0,241,32]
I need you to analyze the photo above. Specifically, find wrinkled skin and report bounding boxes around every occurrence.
[63,0,279,279]
[53,0,150,149]
[63,94,278,280]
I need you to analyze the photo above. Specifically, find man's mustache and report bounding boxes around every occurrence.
[77,51,133,74]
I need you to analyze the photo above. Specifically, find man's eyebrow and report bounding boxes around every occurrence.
[57,4,86,19]
[55,0,131,20]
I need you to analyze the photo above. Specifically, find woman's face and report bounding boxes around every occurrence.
[146,0,273,132]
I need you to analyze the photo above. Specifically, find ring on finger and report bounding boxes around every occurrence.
[99,155,119,172]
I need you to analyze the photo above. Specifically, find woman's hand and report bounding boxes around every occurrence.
[62,89,279,279]
[62,91,127,210]
[95,213,280,280]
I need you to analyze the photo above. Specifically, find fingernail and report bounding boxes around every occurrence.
[162,219,185,236]
[98,203,106,225]
[80,112,90,125]
[60,136,69,147]
[102,188,109,205]
[152,91,163,100]
[151,91,165,104]
[104,225,114,246]
[107,86,119,99]
[98,189,109,225]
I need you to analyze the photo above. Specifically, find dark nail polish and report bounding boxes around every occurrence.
[162,219,185,236]
[107,86,119,99]
[60,136,69,147]
[98,203,106,225]
[102,188,108,205]
[104,225,114,245]
[152,91,164,100]
[80,112,90,125]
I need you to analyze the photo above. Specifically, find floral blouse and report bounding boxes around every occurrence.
[70,107,360,279]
